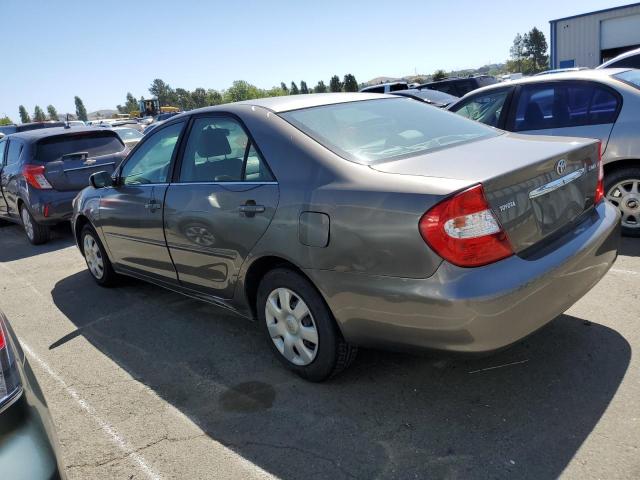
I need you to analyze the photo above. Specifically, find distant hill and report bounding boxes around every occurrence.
[364,63,507,86]
[88,109,118,120]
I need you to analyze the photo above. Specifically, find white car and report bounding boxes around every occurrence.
[598,47,640,69]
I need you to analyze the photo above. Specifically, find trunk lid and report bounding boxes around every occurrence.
[371,132,600,252]
[37,130,127,191]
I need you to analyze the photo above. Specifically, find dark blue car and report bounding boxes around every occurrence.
[0,127,127,244]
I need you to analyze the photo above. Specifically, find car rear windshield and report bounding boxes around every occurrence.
[36,131,124,162]
[280,98,499,165]
[613,69,640,90]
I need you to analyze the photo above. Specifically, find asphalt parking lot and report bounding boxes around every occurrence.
[0,222,638,480]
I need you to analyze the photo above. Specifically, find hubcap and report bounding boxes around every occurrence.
[83,234,105,280]
[607,179,640,229]
[265,288,318,366]
[21,208,34,240]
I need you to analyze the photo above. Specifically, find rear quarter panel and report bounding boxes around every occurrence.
[604,82,640,164]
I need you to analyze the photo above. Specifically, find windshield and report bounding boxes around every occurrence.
[613,69,640,90]
[36,132,124,162]
[280,98,499,165]
[116,128,143,140]
[406,89,459,104]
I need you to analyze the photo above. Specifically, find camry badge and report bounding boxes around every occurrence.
[555,159,567,175]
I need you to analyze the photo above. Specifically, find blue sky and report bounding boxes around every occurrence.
[0,0,633,119]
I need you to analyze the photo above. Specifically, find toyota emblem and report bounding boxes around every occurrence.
[555,159,567,175]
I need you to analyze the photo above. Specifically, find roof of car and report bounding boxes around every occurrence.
[455,68,634,100]
[182,93,395,116]
[9,126,118,141]
[598,47,640,69]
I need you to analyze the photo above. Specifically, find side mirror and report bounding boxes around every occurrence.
[90,171,114,189]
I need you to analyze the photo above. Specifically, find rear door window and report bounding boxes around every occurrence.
[609,55,640,69]
[36,132,124,162]
[514,82,620,131]
[451,89,510,127]
[0,140,7,165]
[613,69,640,89]
[6,140,23,165]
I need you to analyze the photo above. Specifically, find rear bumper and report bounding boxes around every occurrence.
[28,189,79,225]
[307,201,621,353]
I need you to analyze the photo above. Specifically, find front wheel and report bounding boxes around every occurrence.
[20,204,49,245]
[257,268,357,381]
[81,225,118,286]
[605,167,640,237]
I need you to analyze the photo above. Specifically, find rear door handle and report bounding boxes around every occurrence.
[239,203,265,217]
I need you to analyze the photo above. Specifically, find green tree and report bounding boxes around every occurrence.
[19,105,31,123]
[149,78,175,106]
[523,27,549,73]
[314,80,327,93]
[300,81,309,94]
[125,92,138,113]
[343,74,359,92]
[46,105,59,121]
[0,116,12,126]
[190,88,208,108]
[290,81,299,95]
[175,88,195,111]
[508,33,526,73]
[223,80,263,103]
[206,89,223,105]
[264,86,287,97]
[280,82,289,94]
[74,96,88,121]
[33,105,47,122]
[329,75,342,92]
[432,69,447,81]
[117,92,139,114]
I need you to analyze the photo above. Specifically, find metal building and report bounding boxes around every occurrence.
[550,3,640,69]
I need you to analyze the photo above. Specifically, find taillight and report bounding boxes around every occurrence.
[22,165,52,189]
[594,141,604,204]
[0,315,22,409]
[419,184,513,267]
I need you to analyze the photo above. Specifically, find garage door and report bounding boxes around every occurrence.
[601,14,640,50]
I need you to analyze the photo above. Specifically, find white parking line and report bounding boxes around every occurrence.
[20,340,163,480]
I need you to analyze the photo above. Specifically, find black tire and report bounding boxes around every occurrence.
[257,268,357,382]
[604,166,640,237]
[20,204,50,245]
[80,224,119,287]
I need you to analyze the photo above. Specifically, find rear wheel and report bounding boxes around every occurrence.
[257,268,357,381]
[605,167,640,237]
[81,224,118,286]
[20,204,49,245]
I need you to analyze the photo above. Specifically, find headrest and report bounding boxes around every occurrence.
[196,127,231,157]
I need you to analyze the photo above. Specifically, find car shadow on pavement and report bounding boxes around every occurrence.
[619,236,640,257]
[50,271,630,480]
[0,223,75,263]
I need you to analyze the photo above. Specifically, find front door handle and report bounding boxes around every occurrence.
[145,199,162,212]
[239,202,265,217]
